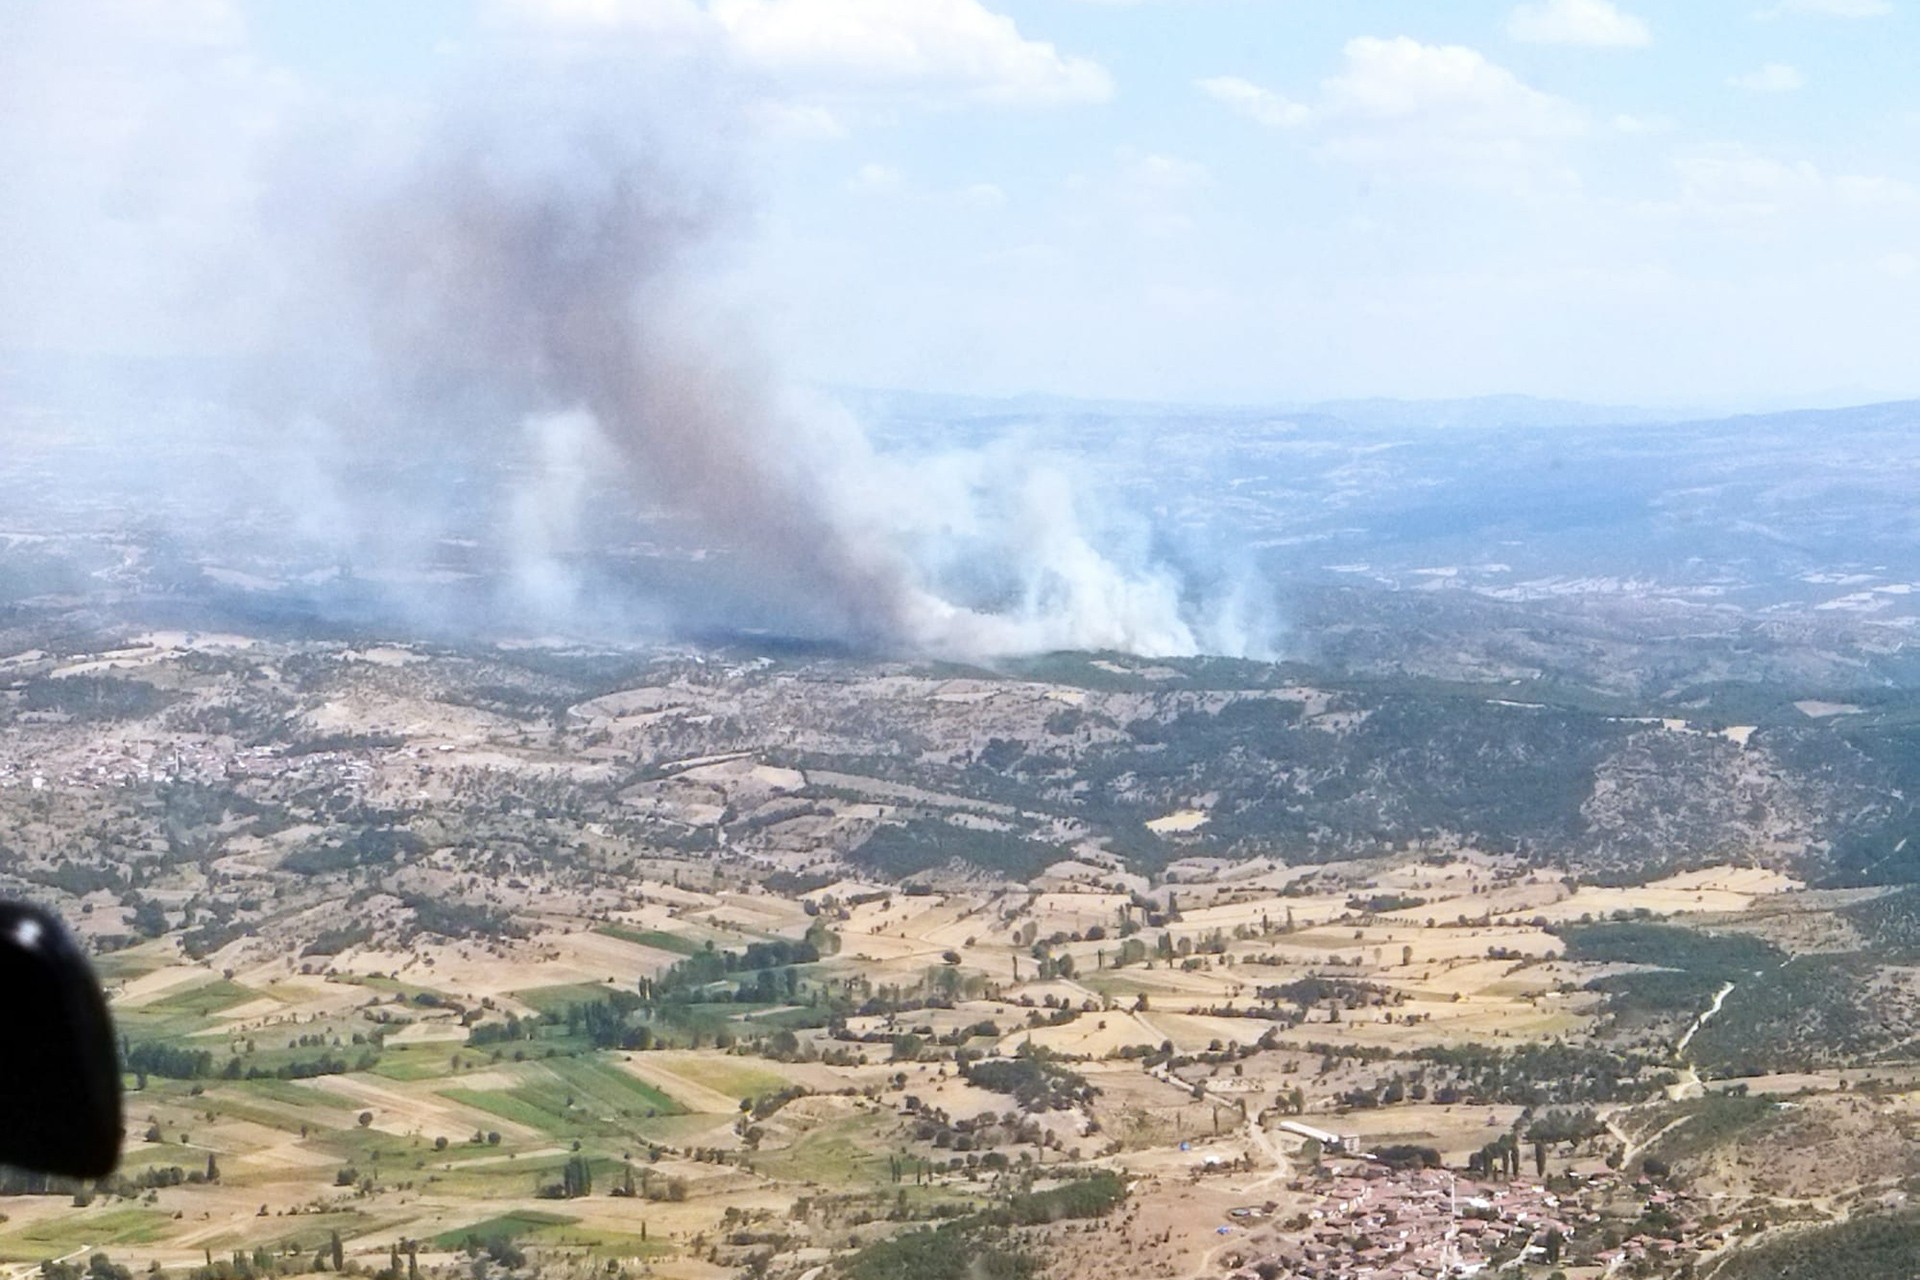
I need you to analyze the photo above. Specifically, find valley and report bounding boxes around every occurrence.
[6,614,1920,1279]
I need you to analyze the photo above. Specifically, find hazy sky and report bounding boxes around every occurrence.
[5,0,1918,409]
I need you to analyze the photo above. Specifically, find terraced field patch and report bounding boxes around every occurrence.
[439,1055,685,1141]
[0,1208,173,1259]
[430,1210,577,1249]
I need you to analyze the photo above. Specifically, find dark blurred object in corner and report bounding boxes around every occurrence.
[0,901,122,1177]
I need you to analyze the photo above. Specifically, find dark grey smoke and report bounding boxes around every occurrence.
[306,131,916,644]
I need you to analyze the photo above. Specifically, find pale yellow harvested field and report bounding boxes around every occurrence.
[838,896,1000,967]
[1326,1103,1531,1161]
[384,1018,469,1045]
[327,928,673,1008]
[920,908,1022,952]
[1399,955,1561,996]
[171,1085,361,1137]
[1492,864,1799,923]
[805,768,1017,815]
[1422,921,1560,956]
[434,1066,523,1090]
[678,758,805,793]
[608,1054,738,1117]
[837,936,949,966]
[1028,889,1132,927]
[881,1071,1009,1122]
[1224,922,1561,971]
[115,963,221,1007]
[444,1144,571,1170]
[228,1131,343,1173]
[1009,1009,1168,1056]
[840,1006,990,1042]
[570,687,700,722]
[740,1057,881,1094]
[1719,1071,1836,1095]
[1147,809,1209,834]
[1140,1011,1276,1050]
[1084,965,1240,1000]
[545,926,708,974]
[1174,893,1355,934]
[221,966,387,1021]
[553,1182,797,1241]
[692,897,811,937]
[843,893,961,935]
[718,888,813,918]
[193,1117,346,1176]
[759,1093,867,1144]
[1220,862,1348,893]
[1382,886,1561,920]
[640,1050,840,1101]
[303,692,517,741]
[1084,1061,1196,1105]
[293,1073,542,1143]
[199,995,289,1028]
[1270,995,1590,1050]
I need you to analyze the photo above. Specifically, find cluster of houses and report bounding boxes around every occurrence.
[0,740,374,792]
[1221,1156,1711,1278]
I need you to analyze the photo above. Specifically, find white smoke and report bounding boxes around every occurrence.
[508,409,613,620]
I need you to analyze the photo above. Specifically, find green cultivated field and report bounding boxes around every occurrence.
[753,1110,895,1185]
[593,924,704,956]
[119,978,266,1038]
[652,1057,788,1099]
[0,1208,172,1259]
[512,983,625,1015]
[439,1056,685,1141]
[430,1210,576,1249]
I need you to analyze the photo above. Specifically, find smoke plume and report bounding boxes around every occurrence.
[1,2,1274,660]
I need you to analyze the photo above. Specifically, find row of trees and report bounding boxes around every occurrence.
[539,1154,594,1199]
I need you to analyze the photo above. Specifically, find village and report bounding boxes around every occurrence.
[1214,1146,1715,1279]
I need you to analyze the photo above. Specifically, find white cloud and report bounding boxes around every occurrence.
[708,0,1112,105]
[1656,148,1920,228]
[1120,150,1210,192]
[1673,152,1824,214]
[481,0,715,49]
[1075,148,1212,237]
[846,163,1009,211]
[1319,36,1587,183]
[1197,38,1587,189]
[1754,0,1892,17]
[1612,111,1673,133]
[959,181,1007,210]
[492,0,1112,109]
[1196,75,1309,128]
[1507,0,1651,48]
[746,99,849,139]
[1831,172,1920,206]
[847,161,905,194]
[1728,62,1805,91]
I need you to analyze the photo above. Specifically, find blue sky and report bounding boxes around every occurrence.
[5,0,1919,409]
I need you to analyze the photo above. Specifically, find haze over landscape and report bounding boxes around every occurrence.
[8,4,1920,1280]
